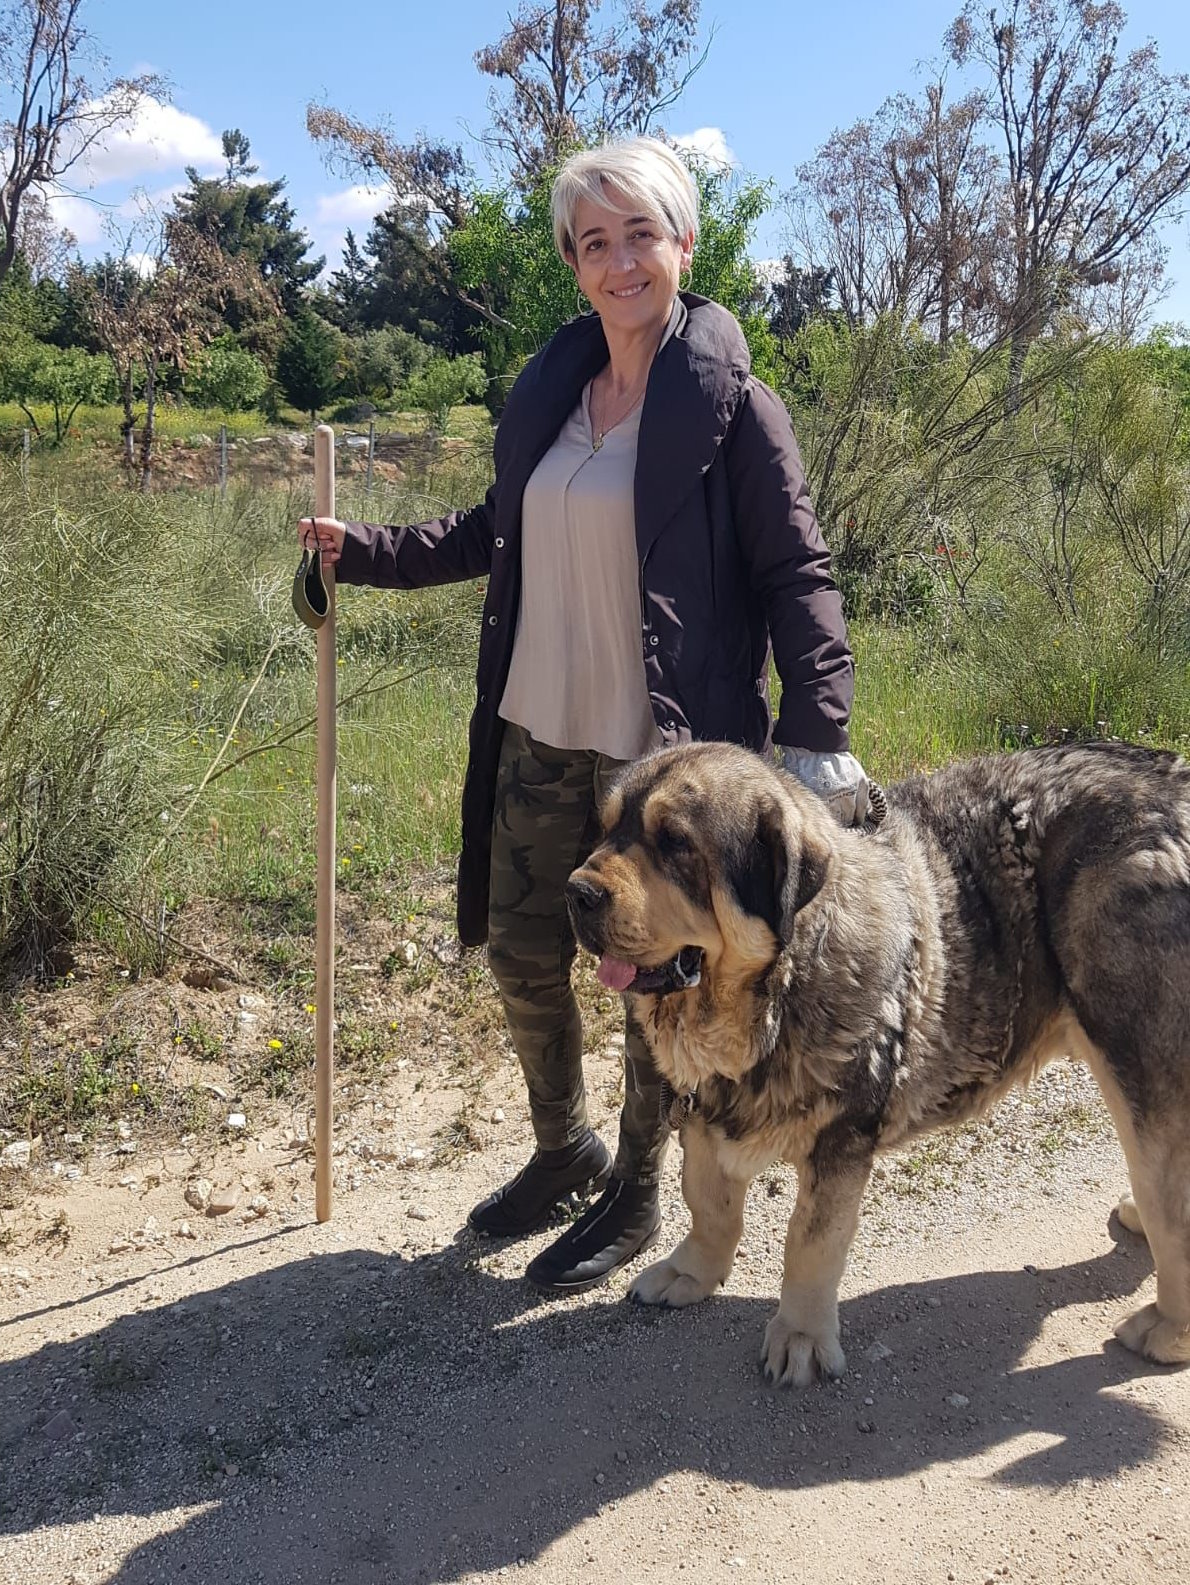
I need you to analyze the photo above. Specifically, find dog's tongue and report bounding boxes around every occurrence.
[597,955,637,992]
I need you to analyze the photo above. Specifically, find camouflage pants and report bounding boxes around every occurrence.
[487,722,668,1187]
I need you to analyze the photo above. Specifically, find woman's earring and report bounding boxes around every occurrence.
[576,288,593,316]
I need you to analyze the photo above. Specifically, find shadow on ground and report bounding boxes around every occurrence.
[0,1222,1172,1583]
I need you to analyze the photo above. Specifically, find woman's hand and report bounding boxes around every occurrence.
[298,516,346,567]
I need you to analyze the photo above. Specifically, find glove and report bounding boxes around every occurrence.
[780,747,870,827]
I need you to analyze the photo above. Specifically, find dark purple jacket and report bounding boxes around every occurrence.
[338,294,853,946]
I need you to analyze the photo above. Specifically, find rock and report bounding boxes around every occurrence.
[407,1147,426,1162]
[237,993,264,1010]
[401,941,419,966]
[946,1393,970,1410]
[491,1108,505,1124]
[185,1179,213,1212]
[108,1237,134,1254]
[207,1186,240,1216]
[864,1341,894,1363]
[176,1221,196,1240]
[43,1410,79,1440]
[226,1112,247,1132]
[116,1141,138,1155]
[407,1206,430,1221]
[236,1011,258,1026]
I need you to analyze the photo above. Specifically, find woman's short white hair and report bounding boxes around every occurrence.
[551,137,700,261]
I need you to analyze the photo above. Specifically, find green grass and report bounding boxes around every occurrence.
[1,424,1187,985]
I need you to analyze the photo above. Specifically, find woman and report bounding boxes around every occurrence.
[299,137,868,1295]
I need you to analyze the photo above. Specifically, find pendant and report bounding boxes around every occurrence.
[592,433,604,452]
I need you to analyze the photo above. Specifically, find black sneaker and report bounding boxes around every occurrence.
[467,1129,612,1238]
[524,1179,661,1294]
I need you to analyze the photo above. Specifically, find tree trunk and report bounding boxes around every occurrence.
[139,357,157,492]
[120,367,136,474]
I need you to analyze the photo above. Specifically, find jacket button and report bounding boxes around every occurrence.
[494,537,504,549]
[665,719,676,731]
[480,693,487,704]
[649,634,659,646]
[488,615,498,626]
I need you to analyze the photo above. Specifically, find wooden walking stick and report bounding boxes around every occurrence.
[314,424,337,1222]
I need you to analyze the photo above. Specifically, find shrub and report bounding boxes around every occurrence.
[404,353,487,433]
[187,334,269,412]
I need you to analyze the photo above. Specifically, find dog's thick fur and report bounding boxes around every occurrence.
[566,741,1190,1385]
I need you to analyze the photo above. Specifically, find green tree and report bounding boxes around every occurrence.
[187,333,269,411]
[339,325,433,404]
[0,331,113,441]
[405,352,487,432]
[275,309,341,422]
[173,130,323,355]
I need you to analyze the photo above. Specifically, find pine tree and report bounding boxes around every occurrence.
[275,309,340,423]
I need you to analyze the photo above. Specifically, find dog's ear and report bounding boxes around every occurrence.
[728,793,830,946]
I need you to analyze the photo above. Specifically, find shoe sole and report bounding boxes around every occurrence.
[467,1164,613,1238]
[524,1221,662,1296]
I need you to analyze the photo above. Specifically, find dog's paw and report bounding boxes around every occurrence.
[760,1312,846,1387]
[1114,1302,1190,1364]
[1115,1192,1146,1238]
[629,1256,716,1308]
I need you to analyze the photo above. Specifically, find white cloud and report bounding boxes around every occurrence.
[314,185,391,229]
[311,185,393,275]
[77,94,223,186]
[673,127,738,171]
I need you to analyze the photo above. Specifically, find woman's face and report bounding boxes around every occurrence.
[568,188,694,338]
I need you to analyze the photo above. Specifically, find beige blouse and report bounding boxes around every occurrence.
[498,382,660,762]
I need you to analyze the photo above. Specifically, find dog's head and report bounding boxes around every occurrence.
[566,743,834,997]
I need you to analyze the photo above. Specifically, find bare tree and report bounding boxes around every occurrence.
[786,82,1001,342]
[75,208,272,489]
[946,0,1190,392]
[11,180,73,277]
[0,0,158,287]
[305,105,472,235]
[474,0,706,186]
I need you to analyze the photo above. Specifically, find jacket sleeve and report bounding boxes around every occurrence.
[724,378,854,753]
[336,485,496,590]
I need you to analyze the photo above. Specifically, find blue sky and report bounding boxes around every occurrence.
[72,0,1190,328]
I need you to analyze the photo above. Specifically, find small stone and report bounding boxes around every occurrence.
[116,1140,138,1155]
[407,1147,426,1162]
[947,1393,970,1410]
[226,1112,247,1131]
[594,1472,605,1486]
[43,1410,79,1440]
[236,1011,258,1026]
[407,1206,430,1221]
[402,941,419,965]
[176,1221,196,1240]
[864,1341,894,1363]
[728,1559,746,1570]
[857,1419,875,1433]
[224,1462,239,1478]
[207,1187,239,1216]
[491,1108,505,1124]
[185,1178,213,1212]
[108,1237,134,1254]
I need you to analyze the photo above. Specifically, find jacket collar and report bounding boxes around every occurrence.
[505,294,752,558]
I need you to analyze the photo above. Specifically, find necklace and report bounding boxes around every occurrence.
[589,377,646,451]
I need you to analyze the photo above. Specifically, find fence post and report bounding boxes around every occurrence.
[365,419,375,498]
[219,424,228,498]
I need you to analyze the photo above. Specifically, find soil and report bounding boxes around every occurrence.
[1,896,1187,1584]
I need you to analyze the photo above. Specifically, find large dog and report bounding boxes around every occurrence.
[565,740,1190,1385]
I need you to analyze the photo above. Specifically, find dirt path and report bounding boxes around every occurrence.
[2,1048,1187,1585]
